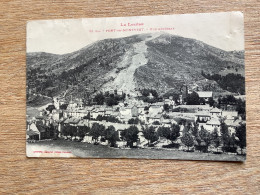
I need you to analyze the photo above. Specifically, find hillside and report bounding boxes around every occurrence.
[135,33,244,94]
[26,32,245,105]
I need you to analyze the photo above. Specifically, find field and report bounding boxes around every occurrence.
[27,140,246,162]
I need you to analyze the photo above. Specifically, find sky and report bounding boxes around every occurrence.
[27,12,244,54]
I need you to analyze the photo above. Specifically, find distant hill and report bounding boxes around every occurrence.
[26,32,245,105]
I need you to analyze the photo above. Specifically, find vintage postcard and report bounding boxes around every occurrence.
[26,12,246,161]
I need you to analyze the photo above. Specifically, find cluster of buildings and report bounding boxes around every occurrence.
[26,90,245,145]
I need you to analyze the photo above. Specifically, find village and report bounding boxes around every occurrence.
[26,87,246,155]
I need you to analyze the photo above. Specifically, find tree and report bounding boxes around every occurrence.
[152,121,161,125]
[230,134,236,148]
[141,89,150,97]
[141,89,158,99]
[46,123,56,139]
[60,104,68,110]
[120,126,139,148]
[169,124,181,143]
[106,96,118,106]
[104,125,119,147]
[89,123,105,143]
[195,135,202,147]
[236,99,246,120]
[147,98,157,104]
[211,127,221,152]
[128,118,139,124]
[62,125,77,140]
[186,92,200,105]
[142,126,159,146]
[202,73,245,95]
[157,124,180,144]
[181,133,194,151]
[144,106,149,111]
[96,115,104,121]
[182,125,189,135]
[94,93,105,105]
[122,93,126,100]
[78,126,90,140]
[105,91,110,97]
[163,104,170,112]
[220,121,230,147]
[199,127,212,152]
[69,126,78,139]
[151,89,158,98]
[235,123,246,154]
[199,98,206,105]
[191,124,199,137]
[62,125,70,139]
[46,104,55,113]
[163,114,170,119]
[106,116,121,123]
[83,112,91,120]
[208,97,215,107]
[157,127,171,139]
[226,95,237,104]
[178,119,187,126]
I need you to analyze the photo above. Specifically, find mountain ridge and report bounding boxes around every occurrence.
[26,32,245,104]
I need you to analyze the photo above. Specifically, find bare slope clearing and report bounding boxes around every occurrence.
[103,33,163,96]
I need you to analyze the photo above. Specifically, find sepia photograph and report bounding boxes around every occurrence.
[26,12,246,161]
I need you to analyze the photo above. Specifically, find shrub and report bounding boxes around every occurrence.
[162,143,180,149]
[194,145,208,153]
[222,146,237,153]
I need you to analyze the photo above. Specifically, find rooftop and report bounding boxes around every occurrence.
[206,118,220,125]
[178,105,210,109]
[210,107,222,113]
[150,114,162,119]
[162,119,172,124]
[64,118,80,124]
[195,111,210,116]
[27,130,39,136]
[197,91,213,98]
[225,119,243,127]
[34,124,46,133]
[78,119,89,126]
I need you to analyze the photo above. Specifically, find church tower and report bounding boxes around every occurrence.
[53,97,60,110]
